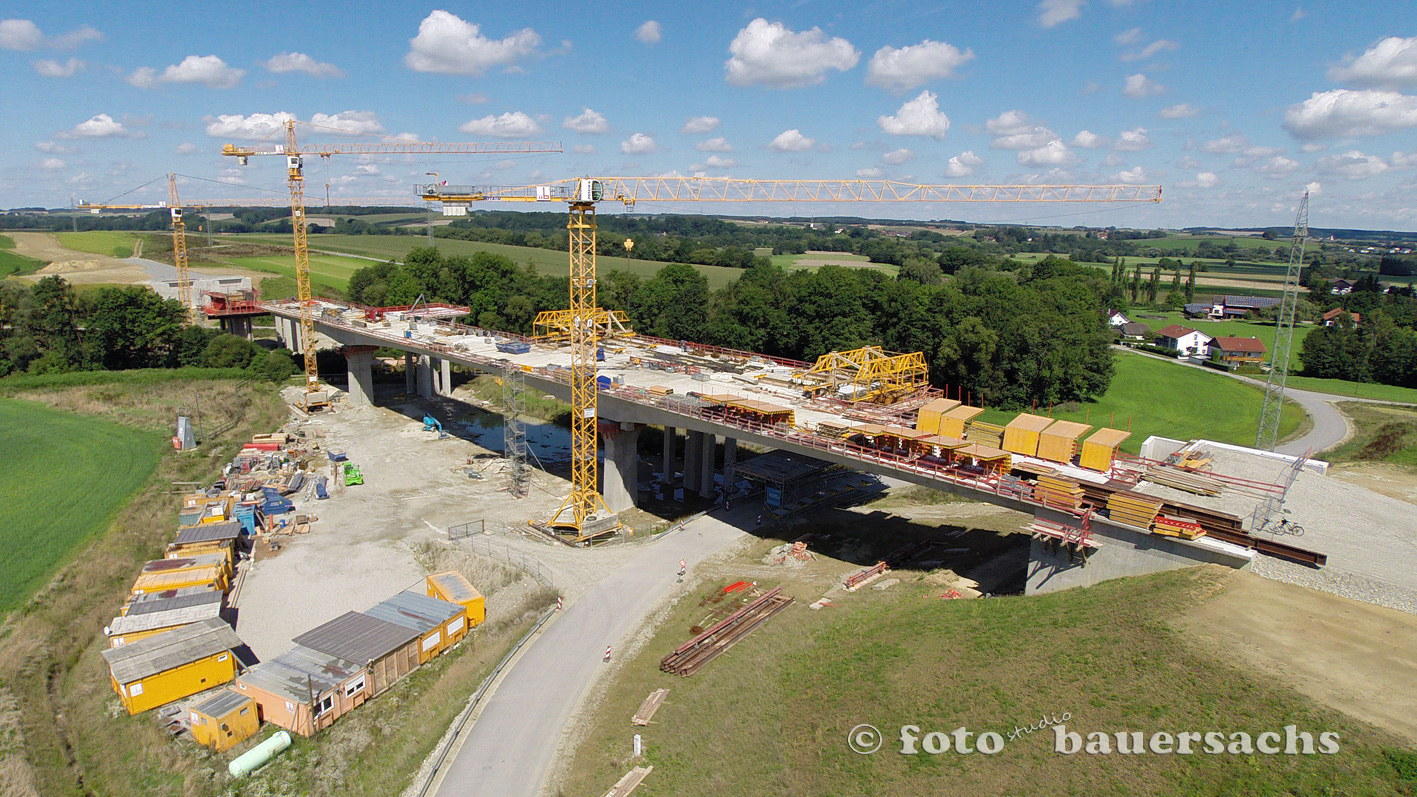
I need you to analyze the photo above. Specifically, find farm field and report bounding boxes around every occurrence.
[56,230,138,258]
[0,398,165,611]
[0,233,46,276]
[565,564,1416,797]
[1132,235,1289,252]
[975,350,1304,453]
[225,252,374,294]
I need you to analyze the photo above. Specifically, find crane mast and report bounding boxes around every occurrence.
[421,177,1162,537]
[75,173,195,314]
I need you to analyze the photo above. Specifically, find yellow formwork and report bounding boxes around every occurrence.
[915,398,961,434]
[938,405,985,438]
[1037,420,1092,463]
[1080,428,1131,472]
[1002,413,1054,457]
[532,308,632,341]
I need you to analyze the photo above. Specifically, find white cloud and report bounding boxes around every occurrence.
[1254,155,1300,177]
[354,163,381,175]
[1178,171,1221,188]
[563,108,609,134]
[459,111,542,137]
[204,111,296,140]
[1292,7,1307,21]
[1392,149,1417,169]
[572,144,596,154]
[0,19,100,50]
[877,90,951,139]
[635,21,661,45]
[1282,88,1417,139]
[1300,142,1328,153]
[1071,130,1110,148]
[1112,166,1149,184]
[1113,28,1143,46]
[62,113,131,138]
[1017,140,1078,166]
[768,129,816,152]
[865,40,974,90]
[943,150,983,177]
[1200,132,1248,153]
[33,57,83,77]
[1102,152,1125,167]
[1123,73,1164,98]
[1121,39,1179,62]
[681,116,720,134]
[882,148,915,164]
[1159,103,1199,119]
[724,18,859,88]
[175,142,197,155]
[1114,127,1153,151]
[1038,0,1085,28]
[987,110,1057,149]
[1316,150,1390,179]
[458,92,489,104]
[264,52,344,78]
[128,55,245,89]
[620,133,656,155]
[39,158,65,170]
[856,167,884,178]
[691,155,737,171]
[218,168,246,186]
[404,10,541,75]
[695,137,733,152]
[35,141,75,154]
[309,110,385,135]
[1329,36,1417,89]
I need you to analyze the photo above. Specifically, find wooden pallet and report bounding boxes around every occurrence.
[631,689,669,726]
[1107,490,1164,528]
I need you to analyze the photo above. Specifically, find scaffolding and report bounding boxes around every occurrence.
[501,365,530,498]
[796,346,928,404]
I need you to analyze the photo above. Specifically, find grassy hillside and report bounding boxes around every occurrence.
[56,230,138,258]
[0,233,46,277]
[0,398,165,611]
[226,252,373,294]
[565,567,1413,797]
[976,351,1304,452]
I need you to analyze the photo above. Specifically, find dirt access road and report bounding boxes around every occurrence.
[1177,567,1417,744]
[8,231,267,286]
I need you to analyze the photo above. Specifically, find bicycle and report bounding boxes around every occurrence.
[1259,517,1304,537]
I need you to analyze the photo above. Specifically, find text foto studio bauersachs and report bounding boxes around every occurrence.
[853,722,1342,756]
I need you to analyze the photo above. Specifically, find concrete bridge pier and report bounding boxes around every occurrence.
[600,422,642,514]
[220,316,254,340]
[343,346,377,408]
[684,431,702,494]
[416,355,434,399]
[698,433,716,498]
[404,353,415,395]
[661,426,676,486]
[440,358,453,397]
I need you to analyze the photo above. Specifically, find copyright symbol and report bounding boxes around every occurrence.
[848,724,882,755]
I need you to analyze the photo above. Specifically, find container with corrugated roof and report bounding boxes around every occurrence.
[425,571,485,628]
[189,689,259,751]
[168,521,242,566]
[235,645,369,736]
[144,550,232,583]
[363,591,468,664]
[108,590,224,647]
[100,617,243,714]
[131,565,224,597]
[292,611,420,697]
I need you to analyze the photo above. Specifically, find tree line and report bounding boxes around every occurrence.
[0,277,296,380]
[347,247,1116,408]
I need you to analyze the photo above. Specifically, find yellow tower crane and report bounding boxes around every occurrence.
[222,120,562,410]
[76,173,196,311]
[419,177,1162,536]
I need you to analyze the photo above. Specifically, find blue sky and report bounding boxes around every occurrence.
[2,1,1415,230]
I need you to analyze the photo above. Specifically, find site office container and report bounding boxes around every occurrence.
[131,566,224,597]
[291,612,421,697]
[189,689,259,752]
[100,618,243,715]
[426,571,486,628]
[121,584,222,616]
[165,538,236,567]
[362,592,468,665]
[147,549,233,583]
[107,592,224,648]
[234,646,369,737]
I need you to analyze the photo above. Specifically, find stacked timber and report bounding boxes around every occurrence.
[1152,515,1206,540]
[1037,421,1092,464]
[1107,491,1164,529]
[1143,466,1224,497]
[1034,473,1085,511]
[965,420,1005,449]
[816,420,854,439]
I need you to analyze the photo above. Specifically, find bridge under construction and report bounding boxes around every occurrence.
[255,297,1341,596]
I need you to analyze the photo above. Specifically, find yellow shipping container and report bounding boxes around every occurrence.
[100,618,243,715]
[426,572,486,628]
[189,689,259,752]
[131,565,226,596]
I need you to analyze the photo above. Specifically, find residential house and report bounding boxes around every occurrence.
[100,617,243,714]
[1106,310,1132,327]
[1210,336,1269,367]
[1331,279,1355,295]
[1182,302,1212,318]
[1156,325,1212,357]
[1210,295,1282,319]
[1322,308,1361,327]
[1118,322,1150,342]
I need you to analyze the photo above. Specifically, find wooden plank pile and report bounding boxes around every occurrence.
[1034,473,1085,511]
[1106,491,1164,529]
[965,420,1005,448]
[631,689,669,726]
[660,588,793,676]
[601,766,654,797]
[1144,466,1224,497]
[1152,516,1207,540]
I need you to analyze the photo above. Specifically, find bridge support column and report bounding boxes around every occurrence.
[661,426,676,486]
[274,317,288,349]
[220,317,253,340]
[404,353,415,395]
[416,355,434,399]
[600,423,641,514]
[684,431,701,493]
[343,346,376,408]
[698,433,716,499]
[440,358,452,397]
[722,437,738,498]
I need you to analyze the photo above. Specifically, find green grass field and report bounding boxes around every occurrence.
[226,252,373,294]
[1284,376,1417,404]
[0,399,165,611]
[566,566,1414,797]
[977,351,1304,452]
[0,233,46,277]
[56,230,138,258]
[1327,403,1417,470]
[1132,235,1289,252]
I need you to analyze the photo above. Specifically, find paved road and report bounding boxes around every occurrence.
[432,512,749,797]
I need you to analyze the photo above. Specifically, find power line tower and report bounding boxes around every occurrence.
[1256,191,1309,451]
[501,365,530,498]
